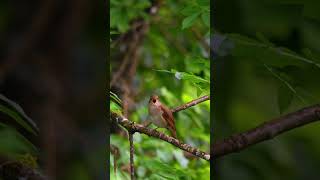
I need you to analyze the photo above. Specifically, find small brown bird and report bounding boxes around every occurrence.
[148,95,177,138]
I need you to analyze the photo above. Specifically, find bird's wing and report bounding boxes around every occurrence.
[160,105,177,138]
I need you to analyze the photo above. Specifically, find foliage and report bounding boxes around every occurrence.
[0,94,38,135]
[214,1,320,180]
[110,0,210,179]
[180,0,210,30]
[110,0,151,34]
[110,91,122,114]
[0,94,38,161]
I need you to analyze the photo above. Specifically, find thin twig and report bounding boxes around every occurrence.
[171,95,210,113]
[111,112,210,161]
[212,104,320,159]
[129,132,135,180]
[110,39,137,87]
[110,144,120,176]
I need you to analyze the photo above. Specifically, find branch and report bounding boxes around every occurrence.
[111,112,210,161]
[212,104,320,159]
[128,132,135,180]
[110,0,163,87]
[110,144,120,176]
[171,95,210,113]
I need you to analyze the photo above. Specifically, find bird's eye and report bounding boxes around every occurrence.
[152,99,156,103]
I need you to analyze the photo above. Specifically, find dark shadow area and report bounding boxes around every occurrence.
[0,0,106,179]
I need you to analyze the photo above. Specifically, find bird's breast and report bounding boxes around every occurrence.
[148,104,167,128]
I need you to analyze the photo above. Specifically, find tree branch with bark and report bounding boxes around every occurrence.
[111,95,211,162]
[212,104,320,159]
[172,95,210,113]
[111,112,210,161]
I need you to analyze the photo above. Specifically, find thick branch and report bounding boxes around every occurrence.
[213,104,320,159]
[171,95,210,113]
[111,112,210,161]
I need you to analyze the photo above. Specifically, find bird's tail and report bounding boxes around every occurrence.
[168,127,177,139]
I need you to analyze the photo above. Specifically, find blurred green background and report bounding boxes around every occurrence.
[214,0,320,180]
[110,0,210,179]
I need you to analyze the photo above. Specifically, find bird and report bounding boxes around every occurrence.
[148,95,177,138]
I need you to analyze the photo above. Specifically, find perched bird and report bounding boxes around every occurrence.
[148,95,177,138]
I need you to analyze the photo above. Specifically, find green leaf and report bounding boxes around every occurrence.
[194,82,210,96]
[110,91,122,107]
[301,48,320,64]
[196,85,202,97]
[256,32,274,47]
[153,69,171,73]
[134,0,151,9]
[186,56,210,71]
[180,5,201,16]
[228,33,319,69]
[110,101,122,115]
[182,12,200,29]
[144,159,188,179]
[110,90,122,114]
[0,94,38,135]
[277,47,320,69]
[264,64,306,104]
[110,31,119,35]
[201,12,210,27]
[178,72,210,83]
[196,0,210,7]
[110,0,121,6]
[147,31,169,58]
[110,8,120,28]
[117,13,130,32]
[0,122,38,157]
[154,69,210,86]
[172,69,209,82]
